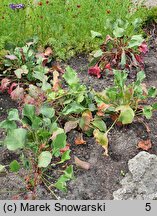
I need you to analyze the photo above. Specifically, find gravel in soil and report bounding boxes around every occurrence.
[0,34,157,200]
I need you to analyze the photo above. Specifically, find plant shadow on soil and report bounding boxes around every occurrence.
[0,30,157,200]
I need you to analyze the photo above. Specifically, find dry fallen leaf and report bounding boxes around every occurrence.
[52,70,60,91]
[74,156,91,170]
[137,139,152,151]
[44,47,53,57]
[64,120,78,133]
[75,133,86,145]
[80,110,93,131]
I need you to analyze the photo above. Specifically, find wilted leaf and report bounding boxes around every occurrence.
[10,85,24,101]
[64,120,78,133]
[75,133,86,145]
[79,110,93,132]
[60,143,70,154]
[44,47,53,57]
[52,70,60,91]
[137,139,152,151]
[0,164,5,172]
[138,41,148,54]
[0,78,10,92]
[38,151,52,168]
[97,103,111,116]
[93,129,109,156]
[74,156,91,170]
[88,64,101,78]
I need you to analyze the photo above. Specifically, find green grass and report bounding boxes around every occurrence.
[0,0,154,59]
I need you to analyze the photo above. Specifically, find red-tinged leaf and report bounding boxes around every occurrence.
[0,78,11,92]
[135,54,144,64]
[8,83,18,94]
[88,64,101,78]
[42,58,48,67]
[51,64,64,73]
[138,41,148,54]
[137,139,152,151]
[97,103,111,116]
[75,133,86,145]
[5,54,17,60]
[44,47,53,57]
[10,86,24,101]
[105,63,112,70]
[60,143,70,154]
[64,120,79,133]
[74,156,91,170]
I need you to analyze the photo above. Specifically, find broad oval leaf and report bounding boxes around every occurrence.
[116,105,135,124]
[38,151,52,168]
[93,129,108,156]
[4,128,27,151]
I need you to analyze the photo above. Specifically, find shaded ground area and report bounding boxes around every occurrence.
[0,30,157,200]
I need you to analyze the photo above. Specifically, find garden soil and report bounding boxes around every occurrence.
[0,28,157,200]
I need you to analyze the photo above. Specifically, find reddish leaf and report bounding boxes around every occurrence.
[97,103,111,116]
[137,139,152,151]
[88,64,101,78]
[138,41,148,54]
[10,85,24,101]
[23,95,35,105]
[5,54,17,60]
[75,133,86,145]
[0,78,11,92]
[74,156,91,170]
[60,143,70,154]
[135,54,144,64]
[105,63,112,70]
[8,82,18,94]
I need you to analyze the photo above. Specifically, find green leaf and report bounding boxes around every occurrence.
[116,105,135,124]
[62,102,86,115]
[136,71,146,83]
[0,120,17,130]
[14,65,28,79]
[120,49,126,67]
[22,104,35,121]
[40,105,55,118]
[93,129,108,156]
[8,109,19,121]
[148,87,157,98]
[63,165,74,179]
[57,150,71,164]
[41,79,51,91]
[0,164,5,172]
[52,133,66,156]
[128,35,144,48]
[9,160,20,172]
[91,30,102,39]
[4,128,27,151]
[113,27,124,38]
[93,49,103,58]
[38,151,52,168]
[152,103,157,110]
[143,106,153,119]
[91,118,107,132]
[63,66,79,86]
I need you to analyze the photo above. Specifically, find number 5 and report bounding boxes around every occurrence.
[145,203,151,211]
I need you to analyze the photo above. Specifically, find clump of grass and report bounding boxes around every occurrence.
[0,0,153,59]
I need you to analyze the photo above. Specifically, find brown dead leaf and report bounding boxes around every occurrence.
[51,64,64,74]
[60,143,70,154]
[52,70,60,91]
[74,156,91,170]
[97,103,111,116]
[64,120,78,133]
[80,110,93,131]
[75,133,86,145]
[141,83,148,96]
[44,47,53,57]
[137,139,152,151]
